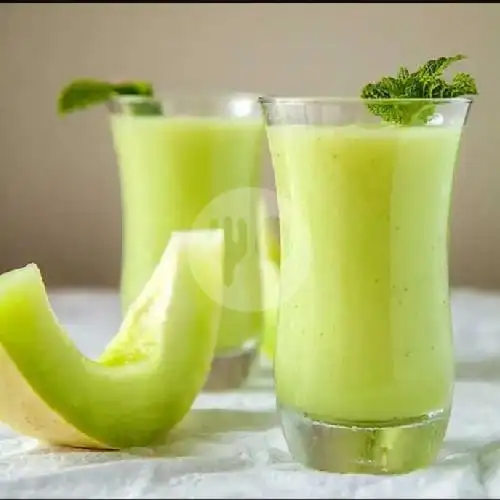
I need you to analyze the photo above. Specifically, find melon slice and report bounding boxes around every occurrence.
[0,229,224,450]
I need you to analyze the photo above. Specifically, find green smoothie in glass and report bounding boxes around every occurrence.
[110,98,265,390]
[111,114,263,348]
[57,84,265,390]
[271,124,459,419]
[260,55,477,474]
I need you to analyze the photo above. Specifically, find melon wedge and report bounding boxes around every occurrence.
[0,229,224,450]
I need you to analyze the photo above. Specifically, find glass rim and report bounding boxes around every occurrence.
[109,91,262,104]
[258,96,474,106]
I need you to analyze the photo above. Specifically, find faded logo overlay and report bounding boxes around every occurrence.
[187,187,311,312]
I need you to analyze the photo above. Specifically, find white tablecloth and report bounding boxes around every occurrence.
[1,288,500,498]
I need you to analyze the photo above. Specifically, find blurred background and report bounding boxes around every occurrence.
[0,3,498,289]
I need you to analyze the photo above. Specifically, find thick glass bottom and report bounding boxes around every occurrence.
[279,404,449,474]
[203,341,258,391]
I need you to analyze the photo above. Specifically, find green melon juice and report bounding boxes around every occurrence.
[110,113,264,389]
[266,122,465,473]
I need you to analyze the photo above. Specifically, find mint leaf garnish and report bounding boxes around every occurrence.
[361,55,478,125]
[57,79,160,115]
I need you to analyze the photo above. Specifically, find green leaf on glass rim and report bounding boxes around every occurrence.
[361,55,478,125]
[57,79,162,116]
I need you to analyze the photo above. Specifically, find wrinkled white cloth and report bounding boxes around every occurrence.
[0,288,499,498]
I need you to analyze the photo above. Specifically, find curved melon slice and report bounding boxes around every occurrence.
[0,229,224,450]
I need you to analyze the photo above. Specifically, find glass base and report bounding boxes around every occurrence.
[203,342,258,391]
[279,404,449,474]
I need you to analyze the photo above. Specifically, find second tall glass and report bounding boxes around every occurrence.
[109,93,265,390]
[260,96,472,474]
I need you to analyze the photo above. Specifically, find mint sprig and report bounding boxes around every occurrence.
[361,55,478,125]
[57,79,161,116]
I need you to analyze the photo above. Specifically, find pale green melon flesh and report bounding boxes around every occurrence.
[0,230,224,449]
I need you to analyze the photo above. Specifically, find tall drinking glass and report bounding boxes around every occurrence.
[259,97,472,474]
[109,93,265,390]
